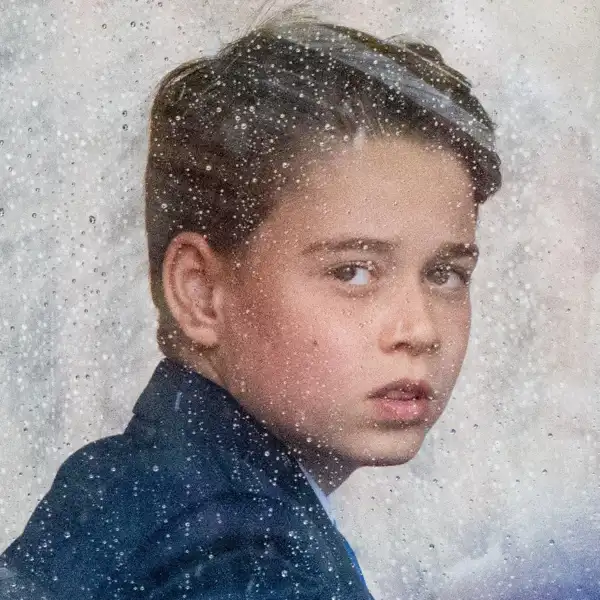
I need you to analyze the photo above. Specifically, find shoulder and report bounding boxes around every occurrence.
[3,436,358,599]
[3,434,372,600]
[1,429,233,593]
[24,421,243,532]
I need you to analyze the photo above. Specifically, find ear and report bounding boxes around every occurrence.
[161,232,225,348]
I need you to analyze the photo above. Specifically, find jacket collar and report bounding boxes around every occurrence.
[130,358,371,596]
[130,358,331,524]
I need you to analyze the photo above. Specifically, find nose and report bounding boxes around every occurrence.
[378,282,441,356]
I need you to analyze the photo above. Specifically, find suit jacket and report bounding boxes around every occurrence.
[0,359,375,600]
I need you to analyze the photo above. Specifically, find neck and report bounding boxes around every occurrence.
[295,449,358,495]
[169,347,226,388]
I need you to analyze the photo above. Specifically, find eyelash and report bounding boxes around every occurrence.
[326,261,472,288]
[429,264,472,286]
[327,261,377,286]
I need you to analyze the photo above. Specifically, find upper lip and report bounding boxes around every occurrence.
[368,379,434,401]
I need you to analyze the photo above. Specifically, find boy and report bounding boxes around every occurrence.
[0,19,501,600]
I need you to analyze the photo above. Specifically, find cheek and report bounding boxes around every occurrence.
[439,298,472,363]
[225,281,362,385]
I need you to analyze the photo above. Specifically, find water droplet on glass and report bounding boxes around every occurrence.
[89,215,96,224]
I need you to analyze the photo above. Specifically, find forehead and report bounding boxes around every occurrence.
[255,136,477,251]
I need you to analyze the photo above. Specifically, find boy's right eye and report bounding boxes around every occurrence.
[328,262,375,287]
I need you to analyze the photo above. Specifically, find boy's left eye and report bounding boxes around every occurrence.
[429,265,471,288]
[328,263,375,286]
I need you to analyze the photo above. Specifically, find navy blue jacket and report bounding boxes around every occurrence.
[1,359,374,600]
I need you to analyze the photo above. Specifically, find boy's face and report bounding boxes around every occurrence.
[214,136,478,470]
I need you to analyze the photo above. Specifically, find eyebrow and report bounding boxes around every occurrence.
[301,237,396,255]
[435,242,480,260]
[301,237,479,260]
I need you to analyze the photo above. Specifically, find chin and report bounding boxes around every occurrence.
[355,451,421,468]
[340,429,427,468]
[343,444,421,469]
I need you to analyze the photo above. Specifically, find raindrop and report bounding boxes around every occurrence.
[122,124,128,131]
[89,215,96,224]
[450,428,456,434]
[152,465,159,472]
[130,21,136,28]
[0,208,4,217]
[102,23,107,29]
[32,213,37,218]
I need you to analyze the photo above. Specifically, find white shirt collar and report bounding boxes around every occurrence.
[298,462,335,524]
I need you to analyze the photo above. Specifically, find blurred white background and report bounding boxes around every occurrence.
[1,1,599,598]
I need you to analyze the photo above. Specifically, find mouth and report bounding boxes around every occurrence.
[367,379,434,424]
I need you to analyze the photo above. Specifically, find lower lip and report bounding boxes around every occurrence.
[369,396,430,423]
